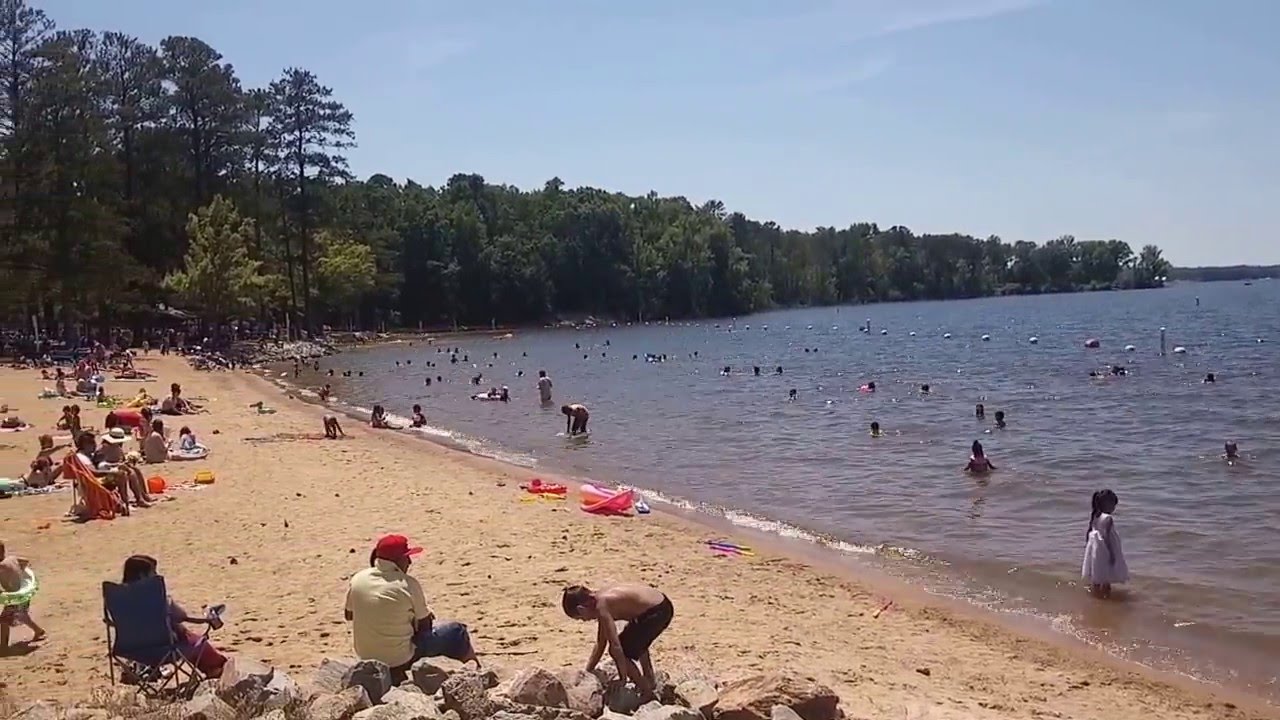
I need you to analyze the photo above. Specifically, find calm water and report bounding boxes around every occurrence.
[312,281,1280,699]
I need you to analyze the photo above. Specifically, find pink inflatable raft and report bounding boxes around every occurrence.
[579,483,636,516]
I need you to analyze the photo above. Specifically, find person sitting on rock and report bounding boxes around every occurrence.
[344,535,479,685]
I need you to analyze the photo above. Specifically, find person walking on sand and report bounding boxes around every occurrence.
[0,541,47,652]
[561,583,673,700]
[537,370,553,404]
[1082,489,1129,599]
[562,403,589,436]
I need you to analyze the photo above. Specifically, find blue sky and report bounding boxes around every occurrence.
[40,0,1280,265]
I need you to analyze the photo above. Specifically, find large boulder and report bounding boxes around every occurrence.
[507,667,569,708]
[63,710,110,720]
[215,656,298,712]
[353,688,442,720]
[441,670,500,720]
[636,704,703,720]
[316,657,360,693]
[310,686,374,720]
[715,675,840,720]
[345,659,395,705]
[674,679,718,718]
[556,668,604,717]
[603,681,643,715]
[770,707,803,720]
[182,693,237,720]
[10,702,62,720]
[411,658,453,695]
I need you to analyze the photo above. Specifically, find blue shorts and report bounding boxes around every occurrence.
[413,621,473,661]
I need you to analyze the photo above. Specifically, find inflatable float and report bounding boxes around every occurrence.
[170,446,210,461]
[0,568,38,607]
[472,394,505,401]
[580,483,635,516]
[0,423,31,433]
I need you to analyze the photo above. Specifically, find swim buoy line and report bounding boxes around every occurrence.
[0,568,37,606]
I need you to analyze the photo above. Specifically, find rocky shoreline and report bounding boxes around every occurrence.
[7,655,843,720]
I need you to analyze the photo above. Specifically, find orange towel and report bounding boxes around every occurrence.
[62,453,124,521]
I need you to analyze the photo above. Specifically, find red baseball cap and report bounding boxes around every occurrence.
[373,534,423,560]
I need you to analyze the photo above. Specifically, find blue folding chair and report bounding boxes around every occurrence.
[102,575,208,700]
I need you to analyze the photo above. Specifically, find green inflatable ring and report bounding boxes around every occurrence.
[0,568,37,606]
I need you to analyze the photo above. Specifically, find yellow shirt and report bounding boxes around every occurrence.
[345,559,429,667]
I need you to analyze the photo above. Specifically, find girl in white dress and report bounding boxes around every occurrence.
[1082,489,1128,598]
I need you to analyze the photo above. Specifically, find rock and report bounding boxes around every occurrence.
[411,658,453,695]
[603,682,644,715]
[914,667,930,677]
[11,701,62,720]
[397,681,427,694]
[770,707,803,720]
[636,705,703,720]
[64,710,110,720]
[345,659,394,705]
[261,667,300,710]
[441,710,462,720]
[715,675,840,720]
[508,667,569,708]
[383,686,441,716]
[260,711,290,720]
[490,713,539,720]
[309,686,374,720]
[217,655,275,706]
[675,679,719,717]
[316,657,359,693]
[601,711,632,720]
[556,669,604,718]
[442,670,500,720]
[182,693,236,720]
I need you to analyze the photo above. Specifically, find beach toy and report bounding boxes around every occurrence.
[1084,338,1100,348]
[146,475,167,494]
[0,568,38,607]
[580,483,635,516]
[194,470,215,485]
[705,540,755,557]
[521,478,567,495]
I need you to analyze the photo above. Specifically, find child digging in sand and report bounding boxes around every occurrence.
[562,584,673,699]
[0,541,46,652]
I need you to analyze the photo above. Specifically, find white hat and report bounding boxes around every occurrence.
[102,427,129,444]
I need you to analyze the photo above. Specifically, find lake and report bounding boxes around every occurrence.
[310,280,1280,700]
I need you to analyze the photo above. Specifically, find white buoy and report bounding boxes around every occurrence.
[981,334,991,342]
[1124,344,1136,352]
[909,331,917,337]
[832,326,838,331]
[762,325,768,330]
[806,325,813,330]
[943,333,952,339]
[745,324,750,330]
[880,329,888,335]
[1029,336,1039,344]
[1173,346,1187,354]
[1258,338,1266,343]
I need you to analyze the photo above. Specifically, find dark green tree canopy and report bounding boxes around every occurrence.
[0,0,1172,336]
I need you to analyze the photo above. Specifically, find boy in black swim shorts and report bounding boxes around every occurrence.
[562,583,673,698]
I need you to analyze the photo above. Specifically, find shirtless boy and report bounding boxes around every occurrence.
[562,583,673,698]
[561,403,589,436]
[0,541,46,651]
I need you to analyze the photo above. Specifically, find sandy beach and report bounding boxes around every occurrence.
[0,355,1272,720]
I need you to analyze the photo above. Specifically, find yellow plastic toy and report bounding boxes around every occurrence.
[194,470,216,485]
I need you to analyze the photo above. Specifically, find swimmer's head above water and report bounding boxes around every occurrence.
[1224,440,1238,459]
[975,403,985,417]
[870,421,882,437]
[994,410,1006,427]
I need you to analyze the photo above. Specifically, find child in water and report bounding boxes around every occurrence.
[562,584,673,700]
[964,440,996,474]
[1081,489,1128,598]
[869,421,883,438]
[411,404,426,428]
[994,410,1006,429]
[1223,440,1239,463]
[975,403,985,418]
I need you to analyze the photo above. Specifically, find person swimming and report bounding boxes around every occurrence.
[994,410,1006,429]
[869,421,883,438]
[975,403,985,418]
[1223,440,1239,462]
[788,388,797,401]
[775,366,783,375]
[753,366,760,376]
[965,440,996,474]
[1204,372,1216,383]
[920,384,930,395]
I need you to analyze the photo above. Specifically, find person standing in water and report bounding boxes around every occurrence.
[561,403,589,436]
[1081,489,1128,599]
[537,371,553,404]
[964,440,996,474]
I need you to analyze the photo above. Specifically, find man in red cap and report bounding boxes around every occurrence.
[344,535,479,679]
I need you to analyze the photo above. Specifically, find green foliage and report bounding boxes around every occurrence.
[0,0,1176,335]
[164,196,261,321]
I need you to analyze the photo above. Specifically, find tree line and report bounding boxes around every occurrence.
[1168,265,1278,283]
[0,0,1174,337]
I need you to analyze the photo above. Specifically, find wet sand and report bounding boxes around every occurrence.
[0,356,1272,719]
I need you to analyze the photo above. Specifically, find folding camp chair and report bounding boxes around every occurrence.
[102,575,209,700]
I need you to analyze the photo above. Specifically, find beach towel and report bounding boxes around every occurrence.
[62,453,124,521]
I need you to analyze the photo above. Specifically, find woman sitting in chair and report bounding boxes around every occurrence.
[121,555,227,678]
